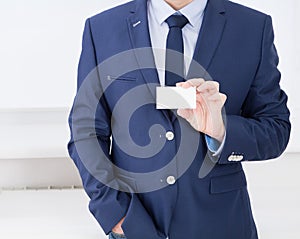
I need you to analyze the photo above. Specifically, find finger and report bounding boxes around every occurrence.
[199,91,227,104]
[206,93,227,106]
[196,81,217,91]
[196,94,208,109]
[177,78,205,89]
[177,82,191,89]
[176,82,185,87]
[219,93,227,105]
[207,93,222,102]
[211,81,219,92]
[197,83,218,95]
[197,81,218,95]
[197,81,219,91]
[184,78,205,88]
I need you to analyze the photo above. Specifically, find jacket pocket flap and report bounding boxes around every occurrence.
[210,170,247,194]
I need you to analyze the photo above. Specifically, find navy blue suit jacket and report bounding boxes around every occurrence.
[68,0,291,238]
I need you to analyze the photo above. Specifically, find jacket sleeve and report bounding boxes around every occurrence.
[68,19,164,239]
[214,15,291,164]
[67,18,130,234]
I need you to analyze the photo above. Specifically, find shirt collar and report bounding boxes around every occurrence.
[148,0,208,27]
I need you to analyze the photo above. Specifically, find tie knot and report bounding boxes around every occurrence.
[165,14,189,29]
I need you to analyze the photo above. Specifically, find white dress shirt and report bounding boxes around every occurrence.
[147,0,225,155]
[147,0,208,86]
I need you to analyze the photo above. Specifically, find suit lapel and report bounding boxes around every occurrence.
[126,0,227,122]
[127,0,158,92]
[127,0,171,121]
[187,0,227,80]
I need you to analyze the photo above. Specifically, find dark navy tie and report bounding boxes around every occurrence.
[165,14,189,86]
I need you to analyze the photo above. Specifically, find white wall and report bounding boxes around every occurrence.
[0,0,130,109]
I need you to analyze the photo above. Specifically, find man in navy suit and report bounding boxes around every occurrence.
[68,0,291,238]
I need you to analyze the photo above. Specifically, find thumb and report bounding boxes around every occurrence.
[219,93,227,105]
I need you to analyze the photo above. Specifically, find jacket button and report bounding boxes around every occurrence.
[166,131,174,141]
[166,176,176,185]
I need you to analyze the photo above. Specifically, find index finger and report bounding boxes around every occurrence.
[177,78,205,88]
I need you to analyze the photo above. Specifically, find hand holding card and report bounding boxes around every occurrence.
[176,78,227,142]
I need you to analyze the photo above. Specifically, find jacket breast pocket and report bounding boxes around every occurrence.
[107,75,137,82]
[210,170,247,194]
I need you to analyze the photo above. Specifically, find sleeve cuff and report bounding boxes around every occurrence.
[205,133,226,156]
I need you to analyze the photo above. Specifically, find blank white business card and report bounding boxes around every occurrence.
[156,87,196,109]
